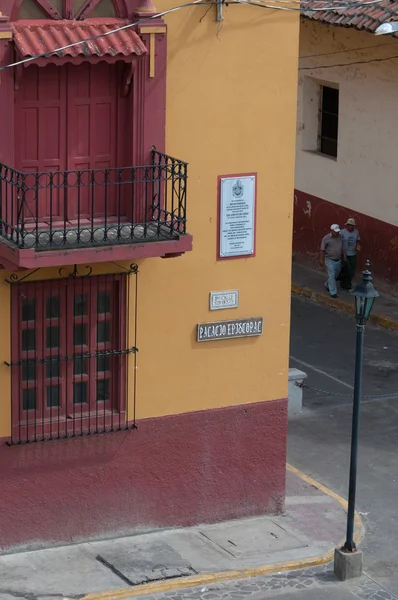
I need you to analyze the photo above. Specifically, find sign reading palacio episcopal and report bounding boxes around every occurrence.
[218,174,256,259]
[197,317,263,342]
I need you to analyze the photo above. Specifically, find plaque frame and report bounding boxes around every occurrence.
[217,172,257,260]
[197,317,263,342]
[209,290,239,311]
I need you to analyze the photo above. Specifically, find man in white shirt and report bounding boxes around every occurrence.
[319,224,343,298]
[340,218,361,291]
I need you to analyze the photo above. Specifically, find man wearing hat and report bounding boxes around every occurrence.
[340,217,361,290]
[319,224,343,298]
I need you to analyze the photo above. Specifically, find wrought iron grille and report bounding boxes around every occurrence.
[7,264,138,445]
[0,149,188,251]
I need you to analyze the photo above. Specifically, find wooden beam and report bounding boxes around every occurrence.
[34,0,62,19]
[149,33,155,78]
[62,0,73,18]
[74,0,102,20]
[139,26,166,33]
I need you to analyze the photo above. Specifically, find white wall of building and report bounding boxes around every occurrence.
[295,20,398,226]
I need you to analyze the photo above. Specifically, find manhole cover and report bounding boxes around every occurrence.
[97,541,196,586]
[200,520,307,558]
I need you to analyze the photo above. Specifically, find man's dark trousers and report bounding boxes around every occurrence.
[342,255,357,289]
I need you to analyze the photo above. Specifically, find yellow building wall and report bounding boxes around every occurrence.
[137,3,299,418]
[0,4,299,436]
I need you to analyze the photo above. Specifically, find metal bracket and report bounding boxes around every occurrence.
[216,0,223,22]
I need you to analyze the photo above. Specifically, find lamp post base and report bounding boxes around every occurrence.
[334,547,363,581]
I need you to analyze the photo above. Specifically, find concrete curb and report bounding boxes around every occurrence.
[292,283,398,332]
[77,465,363,600]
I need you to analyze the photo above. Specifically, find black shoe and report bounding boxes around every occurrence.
[331,294,338,298]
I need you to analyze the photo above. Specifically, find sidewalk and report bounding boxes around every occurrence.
[0,466,362,600]
[292,262,398,331]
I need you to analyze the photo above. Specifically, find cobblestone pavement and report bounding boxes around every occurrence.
[134,565,398,600]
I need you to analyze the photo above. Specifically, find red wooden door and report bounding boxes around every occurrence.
[67,62,119,220]
[15,64,67,224]
[15,62,123,224]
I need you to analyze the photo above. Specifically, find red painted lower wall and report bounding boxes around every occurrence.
[294,190,398,285]
[0,398,287,550]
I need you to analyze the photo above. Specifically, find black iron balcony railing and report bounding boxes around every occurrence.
[0,149,187,251]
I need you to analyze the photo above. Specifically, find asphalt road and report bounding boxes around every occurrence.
[289,295,398,597]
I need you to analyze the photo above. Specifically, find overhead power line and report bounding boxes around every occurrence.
[299,52,398,70]
[299,40,398,59]
[0,0,385,72]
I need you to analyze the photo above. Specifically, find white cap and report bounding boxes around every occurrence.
[330,224,340,233]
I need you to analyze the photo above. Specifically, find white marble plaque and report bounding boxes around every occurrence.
[219,175,256,258]
[210,290,239,311]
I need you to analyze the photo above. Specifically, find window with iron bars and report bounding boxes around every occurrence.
[9,270,137,444]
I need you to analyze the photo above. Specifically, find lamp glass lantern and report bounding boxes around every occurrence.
[351,261,379,325]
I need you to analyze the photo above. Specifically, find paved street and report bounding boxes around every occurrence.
[126,294,398,600]
[127,565,397,600]
[289,295,398,597]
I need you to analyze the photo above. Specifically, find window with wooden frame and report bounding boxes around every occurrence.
[9,272,135,444]
[319,85,339,158]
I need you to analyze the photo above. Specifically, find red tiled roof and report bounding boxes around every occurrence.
[12,18,147,61]
[301,0,398,33]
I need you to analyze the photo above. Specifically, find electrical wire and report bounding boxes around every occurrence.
[255,0,384,4]
[240,0,383,9]
[0,0,384,72]
[299,39,398,59]
[1,0,206,71]
[261,0,384,4]
[299,52,398,69]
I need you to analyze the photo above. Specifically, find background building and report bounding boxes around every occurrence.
[0,0,299,549]
[294,3,398,286]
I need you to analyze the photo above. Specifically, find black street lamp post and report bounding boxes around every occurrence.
[343,260,379,552]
